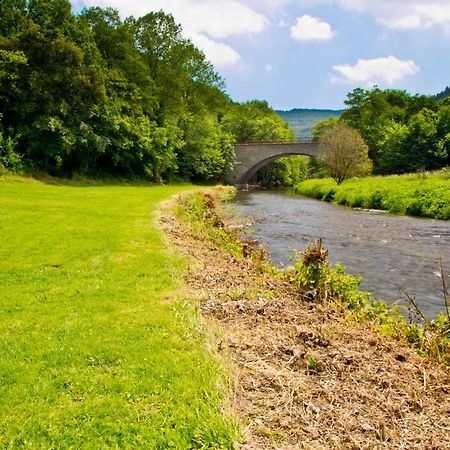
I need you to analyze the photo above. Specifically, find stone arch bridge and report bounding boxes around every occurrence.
[225,140,320,185]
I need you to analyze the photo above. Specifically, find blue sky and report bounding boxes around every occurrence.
[72,0,450,110]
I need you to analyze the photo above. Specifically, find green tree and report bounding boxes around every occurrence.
[340,87,443,174]
[0,0,27,36]
[319,123,372,183]
[254,155,308,187]
[342,87,408,168]
[377,121,409,174]
[311,116,340,140]
[221,100,294,142]
[0,0,108,174]
[0,122,22,172]
[437,105,450,165]
[375,108,449,175]
[402,109,446,172]
[0,2,287,183]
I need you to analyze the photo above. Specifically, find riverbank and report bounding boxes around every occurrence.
[162,188,450,448]
[294,170,450,219]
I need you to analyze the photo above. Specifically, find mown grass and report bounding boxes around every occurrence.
[0,175,238,448]
[294,169,450,219]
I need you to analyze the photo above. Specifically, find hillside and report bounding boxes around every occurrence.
[276,108,342,139]
[435,86,450,101]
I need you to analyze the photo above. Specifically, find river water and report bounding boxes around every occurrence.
[227,190,450,319]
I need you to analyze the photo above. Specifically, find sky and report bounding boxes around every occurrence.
[71,0,450,110]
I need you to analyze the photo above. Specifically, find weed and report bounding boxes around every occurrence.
[306,357,318,370]
[290,239,330,301]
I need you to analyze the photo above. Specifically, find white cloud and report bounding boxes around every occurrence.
[332,55,420,85]
[265,63,274,72]
[189,33,241,68]
[74,0,269,67]
[174,1,268,39]
[76,0,267,37]
[385,3,450,31]
[366,2,450,31]
[243,0,289,9]
[299,0,450,32]
[290,15,336,41]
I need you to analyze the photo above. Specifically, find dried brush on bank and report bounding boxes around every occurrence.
[291,238,450,367]
[165,189,450,449]
[291,238,331,301]
[401,258,450,367]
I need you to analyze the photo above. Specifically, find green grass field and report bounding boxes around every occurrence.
[294,170,450,219]
[0,176,238,448]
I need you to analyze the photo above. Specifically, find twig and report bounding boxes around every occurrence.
[439,257,450,321]
[401,290,430,326]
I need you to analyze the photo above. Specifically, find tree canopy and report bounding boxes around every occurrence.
[319,123,372,184]
[340,87,449,175]
[0,1,294,182]
[3,2,446,182]
[312,87,450,176]
[435,86,450,102]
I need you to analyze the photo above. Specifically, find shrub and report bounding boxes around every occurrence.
[291,239,330,301]
[0,131,22,173]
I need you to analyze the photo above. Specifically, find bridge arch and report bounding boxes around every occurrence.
[237,152,307,184]
[225,141,320,185]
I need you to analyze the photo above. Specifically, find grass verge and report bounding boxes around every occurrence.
[0,176,239,448]
[294,169,450,219]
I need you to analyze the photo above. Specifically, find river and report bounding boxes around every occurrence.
[227,190,450,319]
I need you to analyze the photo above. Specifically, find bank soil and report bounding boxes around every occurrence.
[159,193,450,449]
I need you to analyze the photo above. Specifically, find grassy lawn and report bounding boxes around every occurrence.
[0,176,237,448]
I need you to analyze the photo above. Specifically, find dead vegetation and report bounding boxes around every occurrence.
[159,190,450,449]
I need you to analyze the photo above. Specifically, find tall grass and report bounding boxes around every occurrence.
[0,176,238,448]
[294,169,450,219]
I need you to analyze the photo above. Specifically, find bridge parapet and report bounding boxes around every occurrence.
[236,139,314,145]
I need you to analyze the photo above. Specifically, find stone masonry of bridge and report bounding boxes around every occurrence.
[224,141,320,185]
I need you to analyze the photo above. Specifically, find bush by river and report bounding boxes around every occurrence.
[294,170,450,219]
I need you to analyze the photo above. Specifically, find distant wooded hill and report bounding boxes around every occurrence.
[435,86,450,101]
[276,108,342,139]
